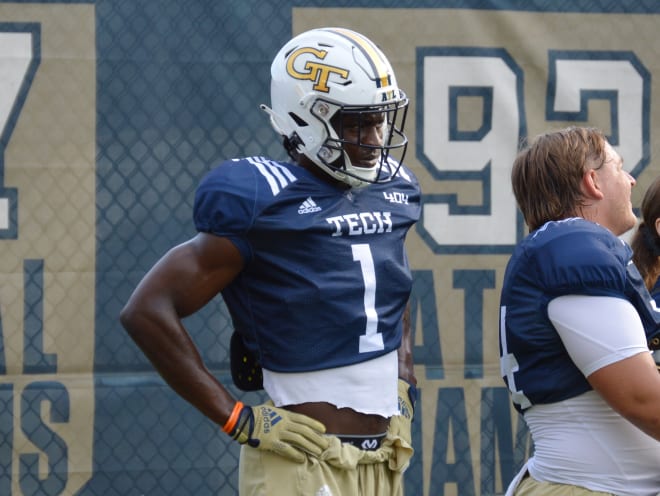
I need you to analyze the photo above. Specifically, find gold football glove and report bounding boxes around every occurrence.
[226,402,329,463]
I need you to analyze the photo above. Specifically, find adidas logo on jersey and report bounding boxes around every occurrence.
[298,197,322,214]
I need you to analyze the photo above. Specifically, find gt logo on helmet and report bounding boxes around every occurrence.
[286,47,349,93]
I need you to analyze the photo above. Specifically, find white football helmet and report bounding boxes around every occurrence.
[261,27,408,188]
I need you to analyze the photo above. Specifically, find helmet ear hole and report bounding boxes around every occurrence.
[283,133,304,161]
[289,112,308,127]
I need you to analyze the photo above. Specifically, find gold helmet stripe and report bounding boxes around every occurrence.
[322,27,391,88]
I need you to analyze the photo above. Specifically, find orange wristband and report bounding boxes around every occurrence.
[222,401,244,434]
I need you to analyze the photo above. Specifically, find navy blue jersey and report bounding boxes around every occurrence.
[194,156,421,373]
[651,277,660,307]
[499,218,660,413]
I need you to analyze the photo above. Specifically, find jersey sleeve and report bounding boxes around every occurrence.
[534,222,660,350]
[193,159,257,259]
[534,226,629,297]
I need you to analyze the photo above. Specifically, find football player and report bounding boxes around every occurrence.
[500,127,660,495]
[120,27,420,495]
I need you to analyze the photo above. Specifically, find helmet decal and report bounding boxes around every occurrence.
[322,27,391,89]
[285,47,350,93]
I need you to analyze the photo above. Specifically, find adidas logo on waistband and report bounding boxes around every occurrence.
[298,197,322,214]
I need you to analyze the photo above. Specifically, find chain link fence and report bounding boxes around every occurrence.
[0,0,658,494]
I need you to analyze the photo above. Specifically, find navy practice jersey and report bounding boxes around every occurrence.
[651,278,660,307]
[193,156,421,373]
[499,218,660,413]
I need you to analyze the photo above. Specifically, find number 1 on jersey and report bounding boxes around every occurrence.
[352,243,385,353]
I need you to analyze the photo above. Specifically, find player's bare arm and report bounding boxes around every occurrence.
[588,351,660,440]
[119,232,244,426]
